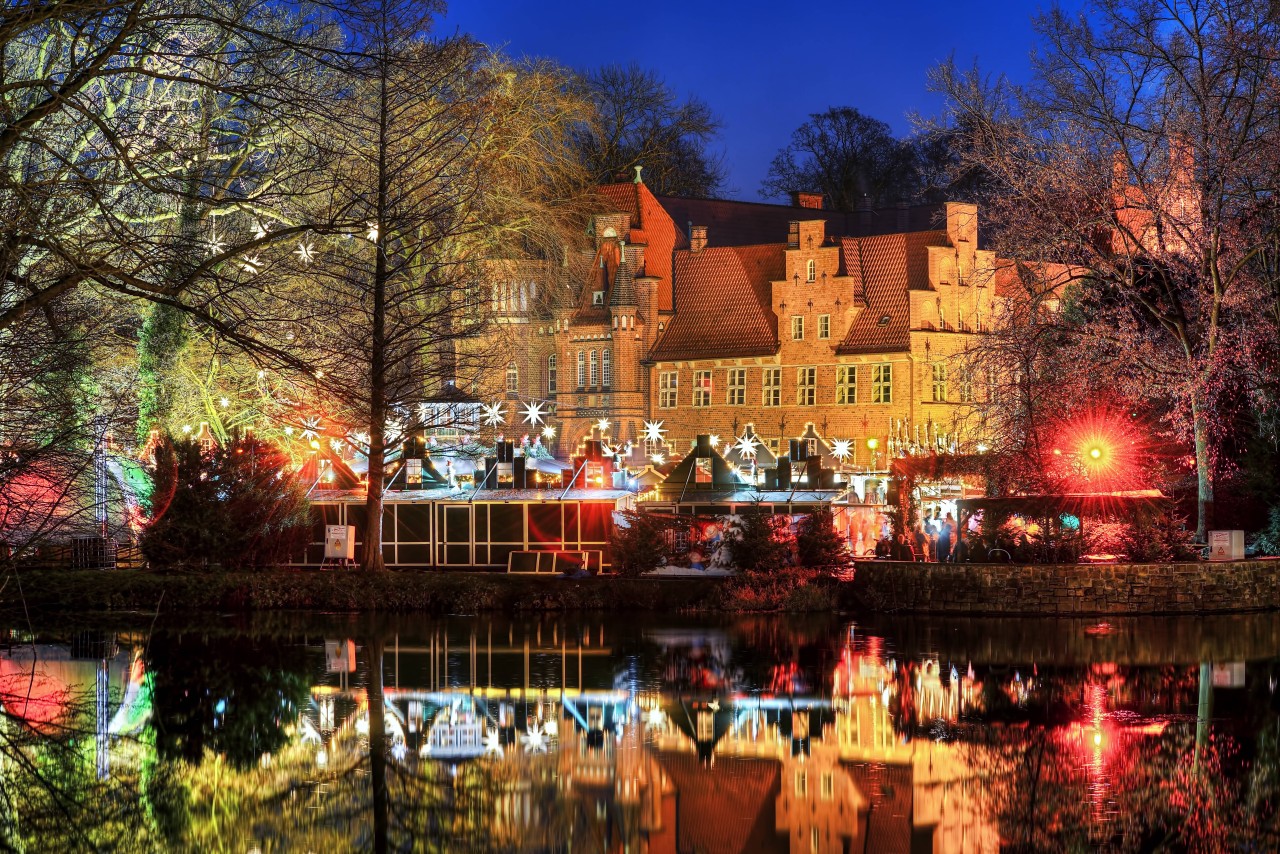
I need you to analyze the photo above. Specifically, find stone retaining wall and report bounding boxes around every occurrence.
[846,559,1280,615]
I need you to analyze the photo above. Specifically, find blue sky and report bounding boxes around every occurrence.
[441,1,1083,200]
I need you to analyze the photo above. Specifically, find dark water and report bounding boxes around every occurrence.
[2,611,1280,852]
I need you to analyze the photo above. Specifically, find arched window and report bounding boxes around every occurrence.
[589,350,599,387]
[577,350,585,389]
[806,259,816,282]
[547,354,557,394]
[602,349,612,389]
[506,362,519,395]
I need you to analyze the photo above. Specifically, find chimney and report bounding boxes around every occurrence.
[790,191,824,210]
[689,225,708,253]
[787,221,800,248]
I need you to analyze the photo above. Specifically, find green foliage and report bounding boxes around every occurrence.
[796,507,850,571]
[1252,507,1280,556]
[141,435,310,570]
[609,510,670,577]
[725,506,792,573]
[136,303,189,443]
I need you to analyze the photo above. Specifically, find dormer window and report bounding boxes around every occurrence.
[806,259,816,282]
[592,290,604,305]
[877,314,891,327]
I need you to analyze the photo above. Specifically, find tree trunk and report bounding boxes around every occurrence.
[366,636,389,853]
[1192,396,1214,543]
[361,48,391,573]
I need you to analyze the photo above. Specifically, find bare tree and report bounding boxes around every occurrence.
[572,63,726,197]
[932,0,1280,538]
[761,106,920,210]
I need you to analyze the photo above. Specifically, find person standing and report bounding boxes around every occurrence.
[913,525,929,562]
[936,513,955,563]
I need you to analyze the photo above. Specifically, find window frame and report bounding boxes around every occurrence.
[872,363,893,404]
[692,370,713,407]
[818,314,830,339]
[727,367,746,405]
[547,354,557,395]
[659,371,679,409]
[763,367,781,407]
[796,366,816,406]
[836,365,857,405]
[506,362,519,395]
[932,362,947,402]
[791,315,804,340]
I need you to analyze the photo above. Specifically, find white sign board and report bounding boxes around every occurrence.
[324,525,355,560]
[325,639,356,673]
[1212,662,1246,688]
[1207,530,1244,562]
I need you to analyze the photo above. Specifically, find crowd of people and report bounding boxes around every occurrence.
[872,509,1037,564]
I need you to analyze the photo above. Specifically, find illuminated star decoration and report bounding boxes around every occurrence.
[366,222,379,242]
[300,417,322,441]
[253,222,269,241]
[733,433,759,459]
[831,439,852,462]
[482,729,504,757]
[521,401,547,426]
[650,453,666,466]
[641,420,665,444]
[206,231,226,256]
[481,402,506,428]
[295,241,315,264]
[384,418,406,444]
[596,418,610,433]
[541,425,556,440]
[520,727,548,754]
[240,255,262,274]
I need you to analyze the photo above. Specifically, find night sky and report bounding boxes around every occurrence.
[441,1,1085,200]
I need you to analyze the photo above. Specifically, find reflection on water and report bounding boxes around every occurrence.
[2,613,1280,852]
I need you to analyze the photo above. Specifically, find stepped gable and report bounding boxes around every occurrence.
[656,434,750,494]
[649,243,783,361]
[835,230,946,355]
[656,752,787,854]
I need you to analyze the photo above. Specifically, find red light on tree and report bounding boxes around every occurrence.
[1057,410,1145,492]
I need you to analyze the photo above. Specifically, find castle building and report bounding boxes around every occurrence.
[473,171,1019,483]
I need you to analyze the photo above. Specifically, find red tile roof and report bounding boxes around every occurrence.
[835,231,946,355]
[657,197,946,247]
[648,244,784,362]
[597,182,682,312]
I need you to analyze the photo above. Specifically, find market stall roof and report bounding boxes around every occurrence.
[957,490,1169,517]
[311,487,631,503]
[641,488,848,507]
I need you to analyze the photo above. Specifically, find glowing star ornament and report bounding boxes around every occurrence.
[253,222,269,241]
[366,222,379,242]
[295,241,315,264]
[596,418,611,433]
[541,425,556,440]
[384,418,407,444]
[520,728,548,753]
[240,255,262,274]
[482,730,504,757]
[733,434,759,459]
[300,417,322,441]
[206,231,227,256]
[709,435,720,448]
[521,401,547,426]
[650,453,666,466]
[831,439,852,461]
[641,420,666,444]
[481,402,506,428]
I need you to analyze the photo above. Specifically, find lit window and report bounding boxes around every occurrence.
[796,366,816,406]
[727,368,745,405]
[932,362,947,402]
[693,371,712,407]
[792,316,804,340]
[763,368,781,407]
[577,351,585,389]
[806,259,816,282]
[795,770,808,797]
[659,371,678,409]
[821,772,834,801]
[590,350,599,387]
[959,366,973,402]
[873,363,893,403]
[602,349,612,389]
[818,314,830,339]
[506,362,518,395]
[547,354,557,395]
[837,365,856,405]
